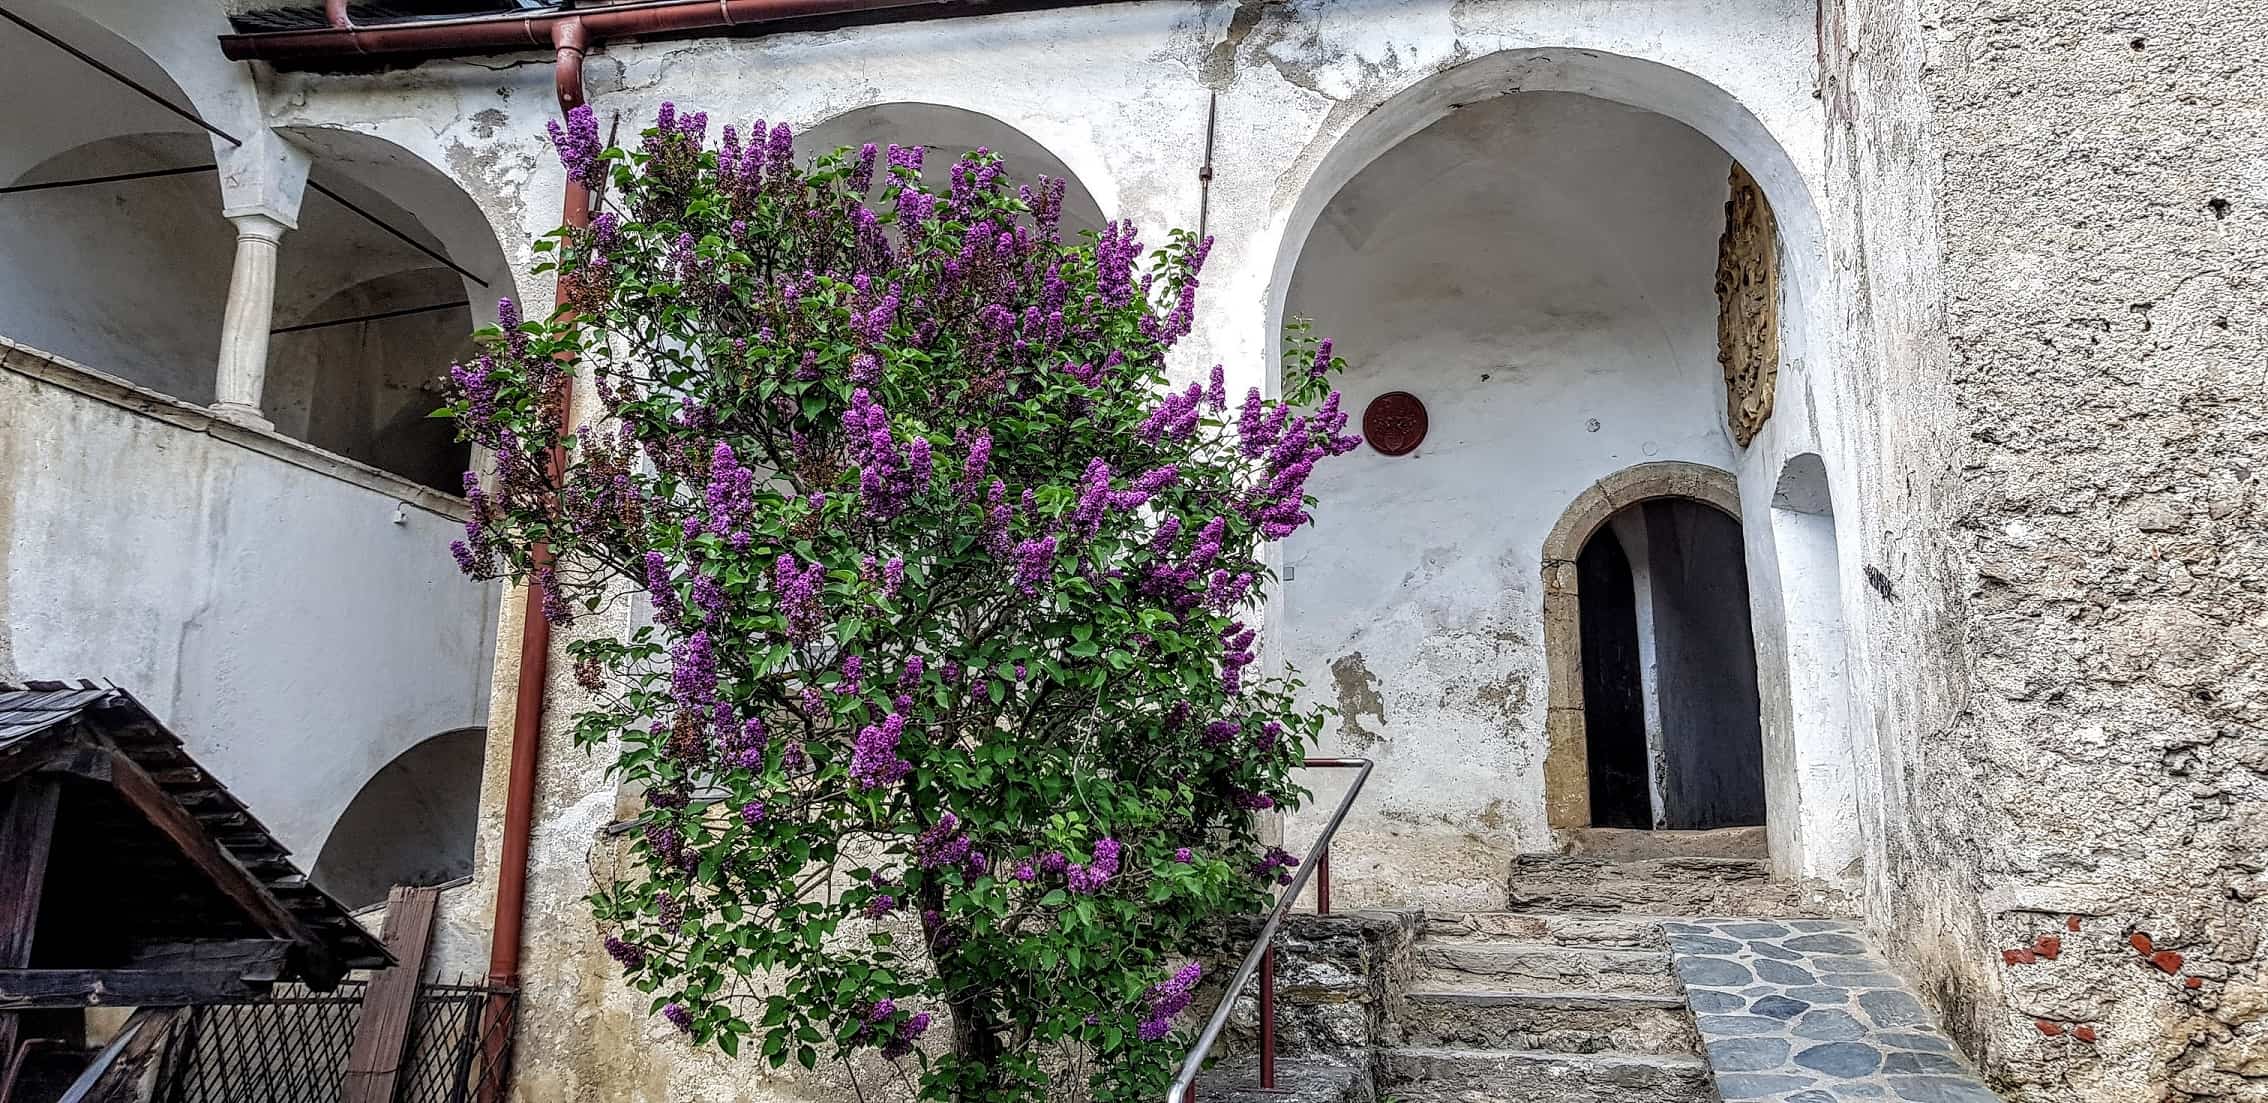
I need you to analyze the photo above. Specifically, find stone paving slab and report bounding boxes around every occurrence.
[1665,917,2001,1103]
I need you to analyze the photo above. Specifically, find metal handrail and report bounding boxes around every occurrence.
[1164,756,1374,1103]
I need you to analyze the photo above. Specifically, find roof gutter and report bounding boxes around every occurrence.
[221,0,1107,63]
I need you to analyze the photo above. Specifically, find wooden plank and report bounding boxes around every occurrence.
[56,1005,185,1103]
[0,969,256,1009]
[341,885,440,1103]
[0,777,62,1065]
[125,940,292,982]
[91,743,343,985]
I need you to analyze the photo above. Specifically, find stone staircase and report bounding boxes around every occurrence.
[1374,852,1852,1103]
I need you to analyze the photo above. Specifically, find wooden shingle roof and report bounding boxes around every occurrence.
[0,681,390,983]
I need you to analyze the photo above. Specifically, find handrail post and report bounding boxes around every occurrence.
[1164,757,1372,1103]
[1258,944,1276,1090]
[1316,849,1331,916]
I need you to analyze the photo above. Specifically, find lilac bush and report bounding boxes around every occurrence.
[446,103,1357,1103]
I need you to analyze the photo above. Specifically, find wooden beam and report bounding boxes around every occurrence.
[0,968,257,1009]
[91,743,343,985]
[56,1006,185,1103]
[126,939,292,982]
[0,777,62,1065]
[342,886,440,1103]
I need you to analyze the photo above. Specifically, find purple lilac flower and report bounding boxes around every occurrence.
[662,1002,692,1032]
[740,801,766,825]
[1011,536,1057,595]
[546,103,603,186]
[1066,837,1123,894]
[882,1012,931,1060]
[849,142,878,193]
[1310,338,1335,378]
[1174,847,1194,864]
[669,630,718,711]
[1207,364,1227,410]
[840,654,864,696]
[775,553,826,640]
[1138,961,1204,1041]
[604,936,645,971]
[849,712,911,789]
[864,892,896,919]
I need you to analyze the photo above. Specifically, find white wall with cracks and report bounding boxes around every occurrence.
[223,0,2268,1099]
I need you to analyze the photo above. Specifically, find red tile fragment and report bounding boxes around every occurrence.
[2068,916,2083,932]
[2186,976,2204,990]
[2074,1026,2097,1043]
[2004,948,2037,965]
[2130,933,2155,956]
[2037,1019,2064,1037]
[2035,935,2062,960]
[2152,950,2185,974]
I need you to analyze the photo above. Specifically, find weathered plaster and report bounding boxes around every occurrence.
[0,337,499,861]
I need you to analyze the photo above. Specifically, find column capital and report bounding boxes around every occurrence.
[217,129,313,230]
[227,211,293,244]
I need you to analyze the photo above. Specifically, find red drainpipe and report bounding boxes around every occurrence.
[476,18,585,1094]
[219,0,1120,62]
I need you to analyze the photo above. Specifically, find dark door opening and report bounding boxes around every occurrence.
[1578,499,1766,830]
[1579,528,1651,828]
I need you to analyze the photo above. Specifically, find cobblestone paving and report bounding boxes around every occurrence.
[1665,918,2000,1103]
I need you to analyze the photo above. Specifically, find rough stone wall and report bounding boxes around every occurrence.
[1822,0,2268,1097]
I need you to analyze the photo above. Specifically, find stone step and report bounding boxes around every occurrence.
[1381,1046,1716,1103]
[1507,876,1852,917]
[1414,941,1677,995]
[1512,854,1773,886]
[1192,1055,1372,1103]
[1422,911,1668,949]
[1559,825,1768,862]
[1396,988,1700,1055]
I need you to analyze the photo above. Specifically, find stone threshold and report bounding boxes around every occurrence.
[2,334,470,521]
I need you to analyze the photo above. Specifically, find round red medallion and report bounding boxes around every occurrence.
[1362,391,1428,456]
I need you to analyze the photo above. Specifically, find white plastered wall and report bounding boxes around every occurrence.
[245,0,1866,1095]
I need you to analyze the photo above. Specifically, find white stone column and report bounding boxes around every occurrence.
[210,130,312,431]
[211,213,291,429]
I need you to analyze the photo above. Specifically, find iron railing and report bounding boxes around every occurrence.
[155,979,515,1103]
[1166,756,1374,1103]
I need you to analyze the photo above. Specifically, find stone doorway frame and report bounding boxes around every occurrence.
[1541,461,1743,830]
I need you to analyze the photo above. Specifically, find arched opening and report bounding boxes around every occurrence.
[311,728,485,911]
[1766,453,1862,878]
[797,102,1108,237]
[1579,497,1765,829]
[0,10,515,495]
[268,269,479,492]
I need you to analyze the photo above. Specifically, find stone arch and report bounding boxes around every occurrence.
[0,132,239,399]
[311,727,486,911]
[1264,47,1828,394]
[1541,461,1742,829]
[795,102,1109,238]
[1762,452,1864,878]
[275,123,521,322]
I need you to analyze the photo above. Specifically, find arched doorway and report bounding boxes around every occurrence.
[1569,487,1764,831]
[1539,463,1761,832]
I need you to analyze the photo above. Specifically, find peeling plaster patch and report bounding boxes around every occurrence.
[1330,651,1389,753]
[470,108,510,139]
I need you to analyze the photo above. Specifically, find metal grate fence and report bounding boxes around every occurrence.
[155,980,515,1103]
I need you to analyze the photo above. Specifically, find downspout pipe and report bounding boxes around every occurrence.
[219,0,1118,62]
[476,18,584,1091]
